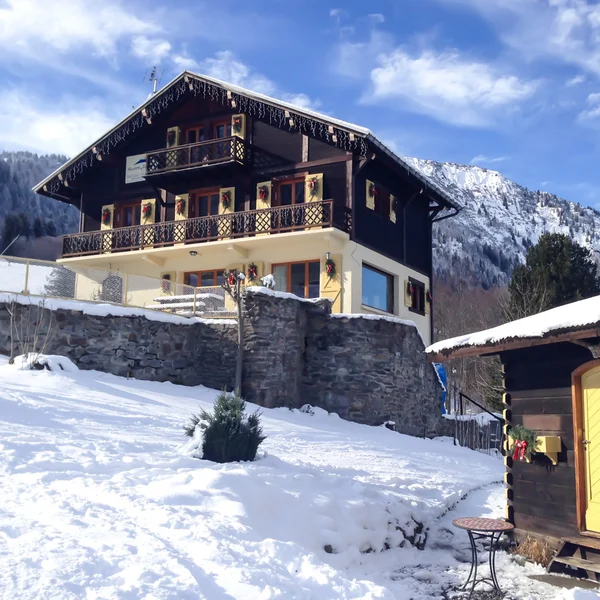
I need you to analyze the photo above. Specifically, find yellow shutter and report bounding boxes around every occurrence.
[166,126,180,148]
[244,261,264,286]
[100,203,114,254]
[231,114,246,140]
[219,187,234,240]
[320,253,342,313]
[425,288,431,314]
[224,263,244,311]
[366,180,375,210]
[306,173,324,227]
[141,198,156,225]
[404,280,413,308]
[256,181,272,210]
[174,194,188,244]
[101,204,114,231]
[390,195,397,223]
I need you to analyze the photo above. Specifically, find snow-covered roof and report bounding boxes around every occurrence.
[33,71,459,211]
[426,294,600,360]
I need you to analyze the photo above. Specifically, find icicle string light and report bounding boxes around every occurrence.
[48,76,368,194]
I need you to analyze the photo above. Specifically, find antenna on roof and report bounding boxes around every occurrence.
[143,66,164,98]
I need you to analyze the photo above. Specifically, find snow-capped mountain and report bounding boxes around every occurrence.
[407,158,600,288]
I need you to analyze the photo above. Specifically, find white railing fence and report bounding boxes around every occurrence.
[0,256,231,317]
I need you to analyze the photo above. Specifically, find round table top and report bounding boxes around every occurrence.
[452,517,515,533]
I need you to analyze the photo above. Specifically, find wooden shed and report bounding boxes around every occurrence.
[426,296,600,576]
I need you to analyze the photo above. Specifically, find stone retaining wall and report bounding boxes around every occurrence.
[0,291,444,436]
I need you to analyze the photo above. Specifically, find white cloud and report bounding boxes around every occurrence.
[131,36,172,64]
[368,13,386,24]
[434,0,600,77]
[366,48,538,127]
[0,90,116,156]
[0,0,158,59]
[578,92,600,122]
[335,31,394,79]
[470,155,509,165]
[197,51,320,110]
[566,74,586,86]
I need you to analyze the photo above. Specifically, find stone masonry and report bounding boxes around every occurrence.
[0,291,444,436]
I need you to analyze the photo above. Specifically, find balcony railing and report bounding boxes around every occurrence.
[146,136,247,174]
[62,200,351,258]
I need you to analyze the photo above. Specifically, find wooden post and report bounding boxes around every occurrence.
[123,273,129,305]
[24,260,30,294]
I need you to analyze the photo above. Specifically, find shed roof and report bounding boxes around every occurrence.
[33,71,459,212]
[426,294,600,361]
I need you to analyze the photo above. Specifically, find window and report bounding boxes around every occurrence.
[184,269,225,288]
[114,202,141,228]
[362,264,394,313]
[408,277,426,316]
[189,188,220,218]
[272,261,320,299]
[274,178,305,207]
[374,185,390,219]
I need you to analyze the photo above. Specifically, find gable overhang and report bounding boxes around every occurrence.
[33,71,460,216]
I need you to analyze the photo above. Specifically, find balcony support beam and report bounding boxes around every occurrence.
[226,244,249,258]
[142,254,165,267]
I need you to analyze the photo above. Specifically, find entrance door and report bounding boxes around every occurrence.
[582,366,600,532]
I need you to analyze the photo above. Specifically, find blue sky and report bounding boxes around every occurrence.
[2,0,600,206]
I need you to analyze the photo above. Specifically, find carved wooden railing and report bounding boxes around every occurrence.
[146,136,247,174]
[62,200,351,258]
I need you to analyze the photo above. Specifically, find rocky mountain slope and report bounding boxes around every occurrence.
[407,158,600,288]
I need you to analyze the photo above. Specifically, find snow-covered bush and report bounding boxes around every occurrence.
[183,391,266,463]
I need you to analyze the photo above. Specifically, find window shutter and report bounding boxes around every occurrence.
[231,114,246,140]
[256,181,272,210]
[366,180,375,210]
[160,271,176,296]
[166,126,180,148]
[219,187,235,216]
[244,261,264,286]
[425,288,431,314]
[101,204,114,230]
[305,173,324,203]
[404,280,413,308]
[320,254,343,312]
[390,195,397,223]
[224,263,244,311]
[175,194,189,221]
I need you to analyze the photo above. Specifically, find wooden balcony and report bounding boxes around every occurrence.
[146,136,247,175]
[61,200,351,258]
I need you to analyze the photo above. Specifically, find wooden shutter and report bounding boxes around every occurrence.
[404,280,413,308]
[320,253,342,313]
[366,180,375,210]
[306,173,324,226]
[160,271,176,296]
[101,204,114,230]
[256,181,272,210]
[141,198,156,225]
[219,187,235,239]
[166,126,180,148]
[244,261,264,286]
[390,195,397,223]
[174,194,188,244]
[425,288,431,314]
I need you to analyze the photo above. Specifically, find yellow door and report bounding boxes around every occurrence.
[582,366,600,532]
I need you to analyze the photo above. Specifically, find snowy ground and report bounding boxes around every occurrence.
[0,357,598,599]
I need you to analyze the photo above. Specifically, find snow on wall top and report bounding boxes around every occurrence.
[426,294,600,357]
[0,292,236,326]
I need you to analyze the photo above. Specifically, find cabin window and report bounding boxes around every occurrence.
[114,202,142,228]
[272,260,320,299]
[362,264,394,313]
[189,188,220,218]
[374,185,391,219]
[184,269,225,288]
[273,178,305,207]
[408,277,426,316]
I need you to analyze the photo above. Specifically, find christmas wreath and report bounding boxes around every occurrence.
[232,115,243,134]
[426,290,433,304]
[101,208,111,224]
[369,183,378,199]
[161,278,171,293]
[510,425,538,461]
[247,263,258,282]
[176,198,186,216]
[307,177,319,197]
[142,203,152,217]
[258,185,269,201]
[167,129,177,147]
[406,281,414,296]
[227,271,236,286]
[221,190,232,209]
[326,257,336,276]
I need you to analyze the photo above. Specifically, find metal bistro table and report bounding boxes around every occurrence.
[452,517,514,599]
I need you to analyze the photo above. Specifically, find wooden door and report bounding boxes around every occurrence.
[582,366,600,532]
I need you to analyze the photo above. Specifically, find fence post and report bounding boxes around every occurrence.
[23,260,30,294]
[193,288,197,314]
[123,273,129,305]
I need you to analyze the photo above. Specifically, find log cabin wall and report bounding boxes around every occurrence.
[501,342,593,540]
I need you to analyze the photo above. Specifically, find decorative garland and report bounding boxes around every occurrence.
[46,74,369,194]
[307,177,319,197]
[142,203,152,217]
[258,185,269,201]
[247,263,258,282]
[326,257,336,276]
[232,115,243,133]
[101,208,111,224]
[221,190,232,209]
[176,198,186,215]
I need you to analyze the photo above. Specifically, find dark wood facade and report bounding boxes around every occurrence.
[35,72,456,281]
[502,343,594,540]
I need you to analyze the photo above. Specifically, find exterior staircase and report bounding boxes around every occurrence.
[548,537,600,581]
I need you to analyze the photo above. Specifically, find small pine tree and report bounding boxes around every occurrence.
[184,391,266,463]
